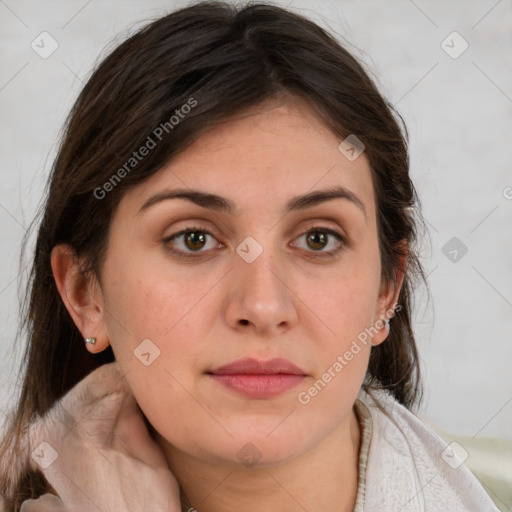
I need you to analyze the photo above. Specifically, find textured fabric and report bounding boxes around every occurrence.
[353,395,373,512]
[354,387,501,512]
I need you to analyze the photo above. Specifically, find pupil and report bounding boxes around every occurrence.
[308,232,327,250]
[186,231,205,250]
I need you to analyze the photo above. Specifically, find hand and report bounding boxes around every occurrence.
[20,493,65,511]
[18,362,181,512]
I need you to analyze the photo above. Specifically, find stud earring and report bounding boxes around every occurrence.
[85,337,97,345]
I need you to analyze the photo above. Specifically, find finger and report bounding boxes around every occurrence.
[20,494,66,511]
[112,398,169,468]
[59,362,134,441]
[3,364,133,500]
[60,361,130,415]
[61,365,168,468]
[20,363,131,473]
[40,362,130,438]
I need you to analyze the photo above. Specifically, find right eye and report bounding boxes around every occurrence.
[163,226,224,258]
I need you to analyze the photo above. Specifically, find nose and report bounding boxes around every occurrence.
[223,241,298,337]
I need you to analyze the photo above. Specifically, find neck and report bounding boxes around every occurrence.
[158,408,361,512]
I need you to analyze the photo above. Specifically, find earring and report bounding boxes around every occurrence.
[85,337,97,345]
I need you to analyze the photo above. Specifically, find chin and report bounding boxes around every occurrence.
[218,436,304,469]
[208,421,316,468]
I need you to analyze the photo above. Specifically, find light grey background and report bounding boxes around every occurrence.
[1,0,511,443]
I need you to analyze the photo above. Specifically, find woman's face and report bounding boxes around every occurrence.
[93,96,396,467]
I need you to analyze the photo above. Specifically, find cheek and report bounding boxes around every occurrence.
[315,257,380,339]
[303,247,380,391]
[104,286,213,406]
[293,276,375,430]
[100,256,222,423]
[102,251,222,348]
[303,276,374,391]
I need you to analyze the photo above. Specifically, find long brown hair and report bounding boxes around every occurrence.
[0,1,427,508]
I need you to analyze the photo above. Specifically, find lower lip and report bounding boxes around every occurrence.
[208,374,306,399]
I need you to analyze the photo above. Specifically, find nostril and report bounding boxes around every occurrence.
[239,319,249,326]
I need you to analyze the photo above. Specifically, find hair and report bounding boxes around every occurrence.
[0,1,427,508]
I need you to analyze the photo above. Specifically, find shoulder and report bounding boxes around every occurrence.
[354,387,500,512]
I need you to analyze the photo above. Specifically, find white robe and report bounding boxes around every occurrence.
[353,387,501,512]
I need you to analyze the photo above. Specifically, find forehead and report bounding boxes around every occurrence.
[121,96,376,220]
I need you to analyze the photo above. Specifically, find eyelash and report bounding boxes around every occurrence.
[163,225,347,260]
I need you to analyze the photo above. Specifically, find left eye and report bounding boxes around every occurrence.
[291,227,345,255]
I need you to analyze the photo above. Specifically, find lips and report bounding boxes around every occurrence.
[209,357,306,376]
[207,357,307,399]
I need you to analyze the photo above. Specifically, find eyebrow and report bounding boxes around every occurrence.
[138,185,366,219]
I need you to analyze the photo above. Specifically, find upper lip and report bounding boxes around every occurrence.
[208,357,307,375]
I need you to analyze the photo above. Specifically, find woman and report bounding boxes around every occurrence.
[0,2,500,511]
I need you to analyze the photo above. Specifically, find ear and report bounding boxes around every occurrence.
[50,244,110,353]
[371,240,408,347]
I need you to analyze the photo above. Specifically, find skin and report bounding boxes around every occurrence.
[52,95,404,512]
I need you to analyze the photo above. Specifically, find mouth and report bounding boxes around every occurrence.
[206,357,308,399]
